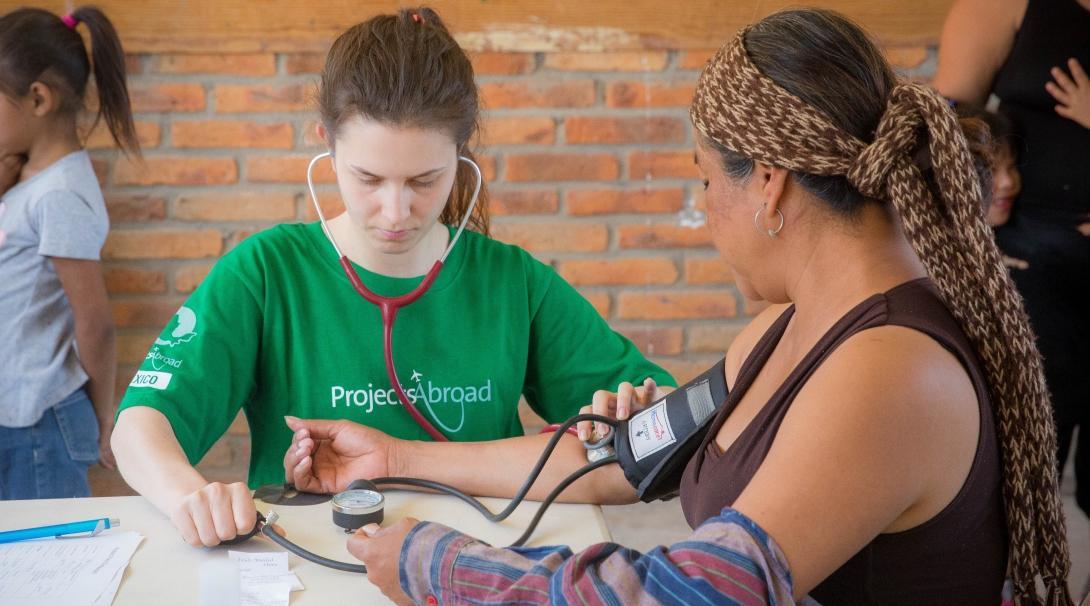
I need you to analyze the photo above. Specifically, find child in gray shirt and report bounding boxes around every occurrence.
[0,6,140,498]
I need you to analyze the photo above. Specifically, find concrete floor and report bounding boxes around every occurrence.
[603,453,1090,600]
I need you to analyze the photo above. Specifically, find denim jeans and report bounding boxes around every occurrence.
[0,387,99,499]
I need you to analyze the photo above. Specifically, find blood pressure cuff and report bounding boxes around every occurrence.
[615,358,728,502]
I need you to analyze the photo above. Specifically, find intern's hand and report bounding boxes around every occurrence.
[347,519,417,606]
[576,377,668,442]
[171,481,257,547]
[283,416,396,494]
[1046,58,1090,129]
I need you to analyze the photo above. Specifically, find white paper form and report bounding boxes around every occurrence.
[0,531,143,606]
[229,551,304,606]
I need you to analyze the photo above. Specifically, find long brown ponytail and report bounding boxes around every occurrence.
[690,9,1071,604]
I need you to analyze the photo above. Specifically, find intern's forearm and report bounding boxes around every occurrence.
[112,407,208,515]
[75,321,116,428]
[394,433,637,504]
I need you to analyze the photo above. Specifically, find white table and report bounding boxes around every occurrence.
[0,492,611,605]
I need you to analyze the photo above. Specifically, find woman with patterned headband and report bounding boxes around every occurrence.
[345,8,1072,605]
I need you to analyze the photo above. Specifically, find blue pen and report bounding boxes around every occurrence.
[0,517,120,544]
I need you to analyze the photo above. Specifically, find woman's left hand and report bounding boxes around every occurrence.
[348,518,418,605]
[1046,58,1090,129]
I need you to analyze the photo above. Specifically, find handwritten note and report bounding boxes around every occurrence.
[229,551,303,606]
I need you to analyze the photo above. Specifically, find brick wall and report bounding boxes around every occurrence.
[87,42,937,495]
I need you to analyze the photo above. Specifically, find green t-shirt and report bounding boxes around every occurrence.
[119,222,674,487]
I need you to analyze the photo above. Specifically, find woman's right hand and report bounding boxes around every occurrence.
[576,377,666,442]
[170,481,257,547]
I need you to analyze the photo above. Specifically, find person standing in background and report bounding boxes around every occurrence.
[0,7,140,498]
[934,0,1090,552]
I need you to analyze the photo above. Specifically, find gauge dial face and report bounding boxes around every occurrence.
[333,489,383,510]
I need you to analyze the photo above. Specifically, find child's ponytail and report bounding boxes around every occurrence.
[0,7,139,156]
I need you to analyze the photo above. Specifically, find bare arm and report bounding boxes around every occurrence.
[284,416,639,505]
[52,257,117,468]
[932,0,1026,104]
[731,327,981,597]
[113,406,258,546]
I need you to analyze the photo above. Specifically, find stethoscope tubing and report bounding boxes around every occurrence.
[257,413,620,573]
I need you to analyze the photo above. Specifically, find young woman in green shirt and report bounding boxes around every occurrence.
[111,7,673,547]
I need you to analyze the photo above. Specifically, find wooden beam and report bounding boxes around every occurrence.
[1,1,953,53]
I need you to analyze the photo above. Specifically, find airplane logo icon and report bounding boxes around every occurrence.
[410,370,423,383]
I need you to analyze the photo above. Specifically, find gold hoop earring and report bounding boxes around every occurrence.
[753,204,784,237]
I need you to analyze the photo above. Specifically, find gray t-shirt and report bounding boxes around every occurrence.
[0,151,109,427]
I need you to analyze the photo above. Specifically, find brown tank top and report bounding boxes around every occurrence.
[678,278,1008,605]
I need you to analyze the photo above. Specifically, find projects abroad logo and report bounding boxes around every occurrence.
[130,306,199,390]
[330,369,492,434]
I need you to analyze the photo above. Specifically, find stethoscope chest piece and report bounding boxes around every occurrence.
[332,480,385,532]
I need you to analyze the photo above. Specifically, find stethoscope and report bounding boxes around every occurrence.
[234,413,620,573]
[306,151,483,442]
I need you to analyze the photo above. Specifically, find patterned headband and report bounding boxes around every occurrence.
[689,27,980,204]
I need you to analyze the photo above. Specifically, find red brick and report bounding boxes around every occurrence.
[618,327,684,356]
[618,224,712,248]
[679,49,717,70]
[506,153,619,182]
[130,83,205,113]
[480,80,595,109]
[491,223,607,253]
[215,84,311,113]
[115,156,238,186]
[557,258,678,286]
[125,54,144,75]
[605,81,696,108]
[174,192,297,222]
[544,51,668,72]
[688,325,746,353]
[471,52,535,76]
[629,151,699,179]
[885,46,929,70]
[566,116,685,145]
[103,230,223,260]
[284,53,326,75]
[153,54,276,76]
[480,117,555,145]
[618,290,736,319]
[246,155,335,183]
[685,256,733,284]
[579,291,611,317]
[476,154,498,182]
[228,229,263,248]
[655,357,721,383]
[104,266,167,295]
[112,299,186,328]
[105,194,166,222]
[567,188,683,216]
[175,263,214,293]
[117,332,158,365]
[491,189,559,215]
[302,188,345,221]
[172,120,294,149]
[85,121,161,150]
